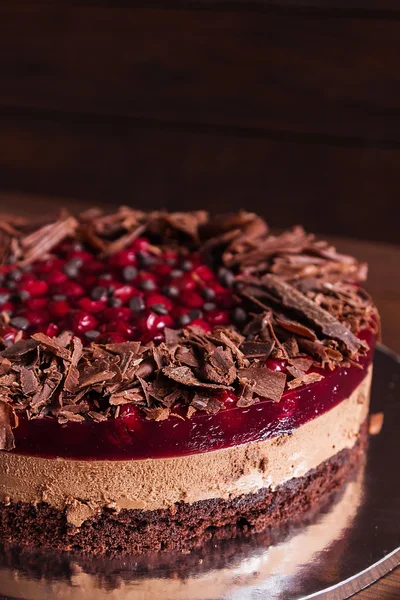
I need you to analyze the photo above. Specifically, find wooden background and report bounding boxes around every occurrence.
[0,0,399,597]
[1,1,400,243]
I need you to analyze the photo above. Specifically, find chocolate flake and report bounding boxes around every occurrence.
[287,372,325,389]
[238,367,286,402]
[0,400,18,450]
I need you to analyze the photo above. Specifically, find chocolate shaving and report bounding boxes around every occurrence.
[287,372,324,389]
[240,341,275,358]
[238,367,286,402]
[0,400,18,450]
[31,333,71,361]
[163,365,233,390]
[20,367,39,395]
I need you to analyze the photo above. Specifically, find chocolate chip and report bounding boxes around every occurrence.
[177,314,192,327]
[109,297,122,307]
[85,330,101,341]
[201,287,216,301]
[63,259,81,278]
[139,279,156,291]
[101,273,113,281]
[189,309,203,320]
[151,303,169,316]
[170,269,184,278]
[218,267,235,288]
[232,307,247,324]
[138,252,156,268]
[10,316,29,330]
[181,260,193,272]
[122,266,138,282]
[162,285,179,298]
[52,294,67,301]
[166,257,177,266]
[0,293,10,305]
[14,290,30,302]
[129,297,145,312]
[8,269,22,282]
[6,281,17,290]
[91,286,108,300]
[203,302,216,312]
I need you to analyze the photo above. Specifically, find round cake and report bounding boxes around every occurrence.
[0,208,379,554]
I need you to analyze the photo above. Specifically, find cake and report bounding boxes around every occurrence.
[0,208,379,555]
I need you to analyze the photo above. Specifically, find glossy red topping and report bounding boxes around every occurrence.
[11,331,374,460]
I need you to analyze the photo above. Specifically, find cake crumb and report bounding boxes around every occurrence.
[369,412,384,435]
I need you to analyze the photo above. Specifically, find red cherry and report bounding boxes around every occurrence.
[109,249,137,267]
[189,318,212,333]
[131,237,149,252]
[145,293,173,311]
[65,250,93,262]
[206,309,230,326]
[77,297,106,314]
[103,321,136,338]
[180,291,204,309]
[138,312,174,335]
[151,263,173,278]
[102,307,133,322]
[265,359,287,373]
[21,309,49,326]
[98,332,127,344]
[55,280,85,298]
[173,274,196,292]
[70,311,98,333]
[46,270,68,286]
[218,390,237,408]
[1,301,14,313]
[0,326,19,344]
[49,300,71,318]
[113,284,139,303]
[33,258,64,274]
[20,279,48,297]
[26,297,48,310]
[80,260,103,274]
[194,265,215,282]
[37,322,59,338]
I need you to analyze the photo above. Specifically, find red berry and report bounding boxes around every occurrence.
[49,300,71,318]
[218,390,237,407]
[20,279,48,297]
[99,332,127,344]
[55,280,85,298]
[265,359,287,373]
[131,237,149,252]
[151,263,173,278]
[26,297,48,310]
[145,293,173,312]
[33,258,64,274]
[46,270,68,286]
[138,312,174,335]
[0,326,19,344]
[103,321,136,338]
[109,249,137,267]
[180,291,204,309]
[189,318,212,333]
[1,301,14,313]
[194,265,215,282]
[80,260,103,274]
[65,250,93,262]
[206,309,230,326]
[37,322,59,338]
[21,309,49,326]
[77,297,106,314]
[173,274,196,292]
[113,284,139,303]
[70,311,98,333]
[102,306,133,322]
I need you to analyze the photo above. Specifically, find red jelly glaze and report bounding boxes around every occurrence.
[12,330,375,461]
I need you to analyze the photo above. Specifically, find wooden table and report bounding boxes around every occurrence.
[1,195,399,599]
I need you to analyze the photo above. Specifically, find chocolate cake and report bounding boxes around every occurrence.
[0,208,379,554]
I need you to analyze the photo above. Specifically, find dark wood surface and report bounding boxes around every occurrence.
[1,1,400,243]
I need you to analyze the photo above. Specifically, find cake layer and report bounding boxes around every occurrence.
[0,367,371,526]
[0,419,368,555]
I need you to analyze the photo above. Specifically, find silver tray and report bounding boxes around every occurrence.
[0,345,399,600]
